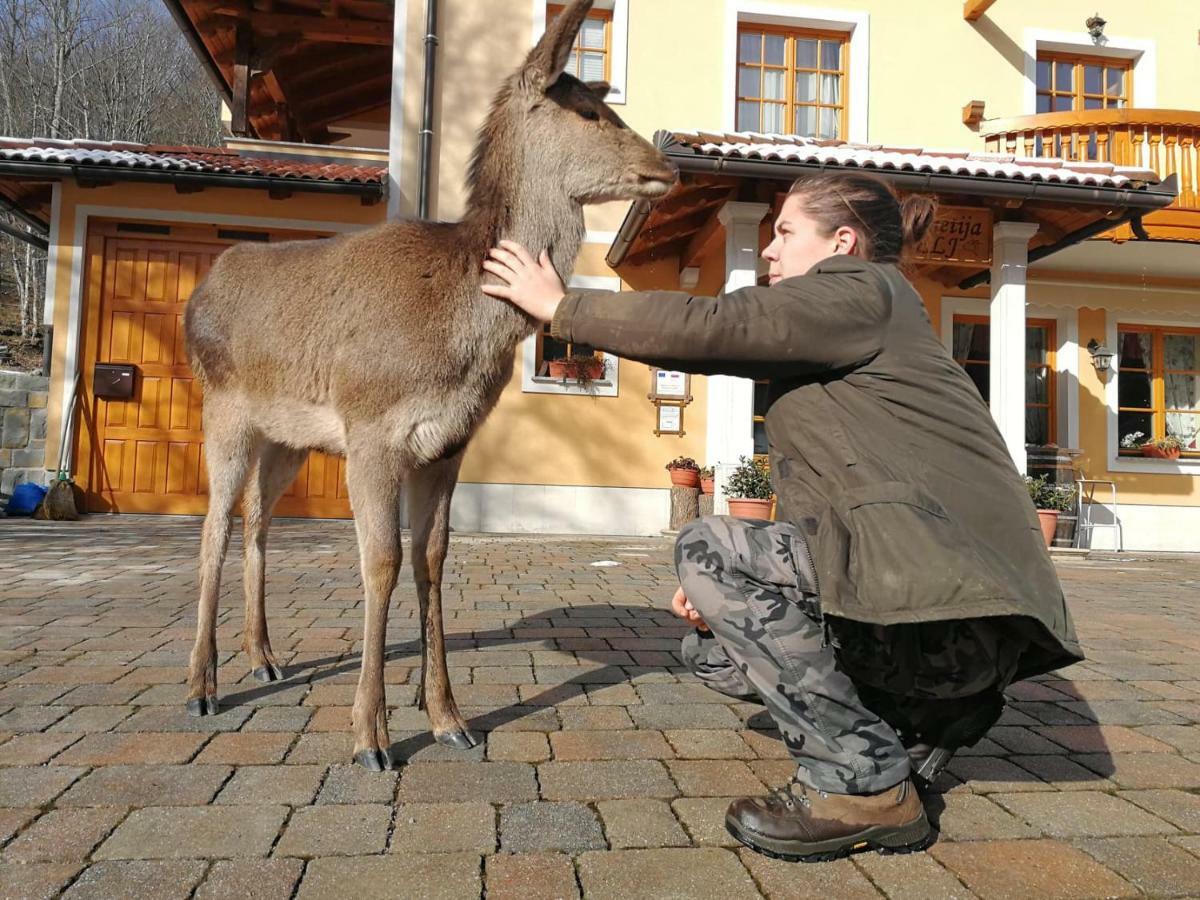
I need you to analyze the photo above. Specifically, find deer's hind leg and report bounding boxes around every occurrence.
[345,440,406,771]
[407,452,478,750]
[242,441,308,683]
[188,403,258,717]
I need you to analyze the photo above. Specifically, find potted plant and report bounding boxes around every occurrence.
[666,456,701,489]
[1141,435,1184,460]
[1025,475,1074,548]
[725,456,773,519]
[698,466,715,495]
[547,355,606,384]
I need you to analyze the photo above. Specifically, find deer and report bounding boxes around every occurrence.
[182,0,677,771]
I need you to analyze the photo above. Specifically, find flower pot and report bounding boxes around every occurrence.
[1141,444,1182,460]
[547,360,568,379]
[669,468,700,488]
[1036,509,1059,548]
[700,477,715,495]
[728,498,773,520]
[1053,512,1078,549]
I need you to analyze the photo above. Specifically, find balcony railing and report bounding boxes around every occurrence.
[982,109,1199,214]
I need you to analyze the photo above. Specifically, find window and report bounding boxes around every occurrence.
[1036,52,1130,113]
[752,380,770,460]
[1117,325,1200,457]
[735,26,846,139]
[535,325,601,378]
[549,4,612,83]
[952,316,1057,447]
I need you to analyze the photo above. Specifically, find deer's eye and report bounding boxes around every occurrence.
[579,108,600,122]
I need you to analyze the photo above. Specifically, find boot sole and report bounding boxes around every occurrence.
[725,809,935,863]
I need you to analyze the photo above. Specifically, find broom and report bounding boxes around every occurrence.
[34,373,81,521]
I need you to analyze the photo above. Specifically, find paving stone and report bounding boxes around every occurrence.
[317,763,399,804]
[0,731,79,765]
[275,803,393,856]
[1034,725,1176,753]
[63,860,207,900]
[629,704,743,730]
[665,760,765,797]
[739,850,880,898]
[1059,700,1186,726]
[0,705,70,731]
[663,729,755,759]
[1074,836,1200,896]
[194,732,295,765]
[488,731,550,762]
[577,848,759,899]
[485,852,579,900]
[989,791,1176,838]
[391,801,496,853]
[596,799,690,849]
[0,862,82,900]
[854,852,978,900]
[59,765,231,807]
[740,729,791,759]
[297,853,482,900]
[500,801,605,853]
[550,729,672,760]
[931,794,1041,842]
[671,798,741,847]
[244,706,314,732]
[398,761,538,802]
[1136,724,1200,753]
[95,805,288,859]
[0,807,38,843]
[558,707,634,730]
[215,765,326,806]
[116,705,254,732]
[54,732,208,766]
[286,732,354,765]
[1119,789,1200,831]
[931,839,1137,899]
[1008,754,1114,790]
[3,806,127,862]
[538,760,678,800]
[945,757,1054,793]
[196,858,305,900]
[1075,752,1200,788]
[0,765,85,806]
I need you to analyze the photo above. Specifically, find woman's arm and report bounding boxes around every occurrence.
[482,241,892,378]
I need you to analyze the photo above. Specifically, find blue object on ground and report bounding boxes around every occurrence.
[6,482,47,516]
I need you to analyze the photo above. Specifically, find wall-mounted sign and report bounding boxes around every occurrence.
[913,206,993,267]
[655,403,684,436]
[649,368,692,402]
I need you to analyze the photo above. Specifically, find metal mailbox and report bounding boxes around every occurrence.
[93,363,137,400]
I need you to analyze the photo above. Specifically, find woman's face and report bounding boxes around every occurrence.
[761,193,861,286]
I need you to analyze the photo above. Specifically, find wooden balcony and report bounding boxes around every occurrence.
[982,109,1200,242]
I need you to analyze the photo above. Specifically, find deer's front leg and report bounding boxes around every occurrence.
[408,454,478,750]
[346,446,404,772]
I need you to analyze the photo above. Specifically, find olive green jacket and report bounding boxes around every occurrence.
[551,255,1081,679]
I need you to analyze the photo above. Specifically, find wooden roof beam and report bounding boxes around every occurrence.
[210,8,392,45]
[963,0,998,22]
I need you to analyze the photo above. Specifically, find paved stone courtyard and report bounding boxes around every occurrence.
[0,516,1199,899]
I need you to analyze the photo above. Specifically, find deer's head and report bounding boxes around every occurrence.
[474,0,677,208]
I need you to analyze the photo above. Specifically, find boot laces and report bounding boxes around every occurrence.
[768,779,826,811]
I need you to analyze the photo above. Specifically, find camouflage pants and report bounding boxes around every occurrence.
[675,515,912,795]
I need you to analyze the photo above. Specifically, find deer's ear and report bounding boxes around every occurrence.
[520,0,594,92]
[585,81,611,99]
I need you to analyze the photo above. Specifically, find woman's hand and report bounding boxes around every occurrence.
[670,585,709,632]
[481,240,566,324]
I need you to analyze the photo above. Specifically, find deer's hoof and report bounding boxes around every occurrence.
[354,748,394,772]
[252,663,284,683]
[186,695,219,717]
[435,728,481,751]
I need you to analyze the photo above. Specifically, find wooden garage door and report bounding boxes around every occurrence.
[76,222,352,518]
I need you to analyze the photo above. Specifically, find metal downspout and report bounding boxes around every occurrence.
[417,0,439,220]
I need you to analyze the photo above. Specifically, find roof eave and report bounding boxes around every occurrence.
[607,147,1179,268]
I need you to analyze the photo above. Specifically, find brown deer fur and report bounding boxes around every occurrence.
[182,0,676,769]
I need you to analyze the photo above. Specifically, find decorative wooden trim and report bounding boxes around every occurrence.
[963,0,998,22]
[962,100,986,127]
[982,108,1200,136]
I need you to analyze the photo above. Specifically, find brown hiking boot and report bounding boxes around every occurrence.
[725,777,932,862]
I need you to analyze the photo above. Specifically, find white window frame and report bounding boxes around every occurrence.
[723,2,869,143]
[940,296,1079,451]
[532,0,630,105]
[1022,28,1156,115]
[522,274,621,396]
[1105,314,1200,475]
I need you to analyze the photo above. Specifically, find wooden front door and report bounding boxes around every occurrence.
[76,222,352,518]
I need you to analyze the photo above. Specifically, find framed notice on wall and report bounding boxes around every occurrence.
[912,205,993,267]
[655,403,684,436]
[649,368,691,402]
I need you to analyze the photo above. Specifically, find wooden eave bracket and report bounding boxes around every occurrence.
[963,100,986,127]
[964,0,998,22]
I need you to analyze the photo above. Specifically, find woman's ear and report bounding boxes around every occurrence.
[832,225,861,257]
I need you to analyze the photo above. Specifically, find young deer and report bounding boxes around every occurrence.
[183,0,676,770]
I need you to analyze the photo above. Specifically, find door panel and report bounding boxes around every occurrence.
[78,225,350,518]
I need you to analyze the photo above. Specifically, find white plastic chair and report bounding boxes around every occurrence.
[1075,476,1123,552]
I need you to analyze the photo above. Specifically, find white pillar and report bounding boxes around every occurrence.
[387,0,410,222]
[707,201,769,512]
[989,221,1039,474]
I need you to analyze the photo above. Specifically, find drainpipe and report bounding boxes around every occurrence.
[417,0,439,220]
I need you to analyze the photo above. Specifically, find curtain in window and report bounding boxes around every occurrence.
[1165,334,1200,449]
[952,322,976,361]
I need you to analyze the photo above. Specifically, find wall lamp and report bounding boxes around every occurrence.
[1087,339,1116,374]
[1086,13,1107,41]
